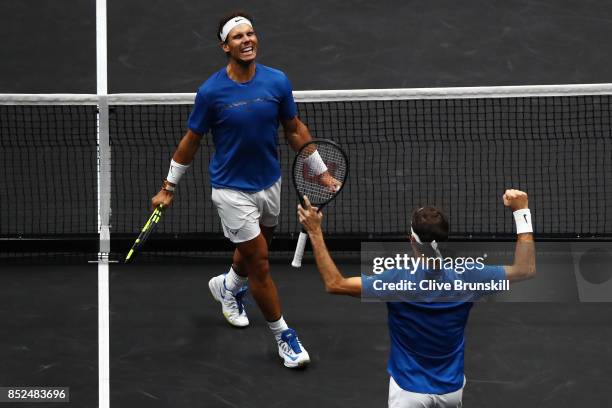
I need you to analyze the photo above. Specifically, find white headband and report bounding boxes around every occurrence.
[220,17,253,42]
[410,227,443,259]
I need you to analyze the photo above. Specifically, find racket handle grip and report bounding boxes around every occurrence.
[291,231,309,268]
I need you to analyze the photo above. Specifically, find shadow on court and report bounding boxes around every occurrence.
[110,259,612,408]
[110,260,388,407]
[0,263,98,408]
[1,258,610,407]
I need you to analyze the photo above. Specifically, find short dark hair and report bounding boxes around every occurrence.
[411,206,449,243]
[217,11,254,42]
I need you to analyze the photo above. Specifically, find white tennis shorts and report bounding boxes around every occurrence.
[388,376,464,408]
[211,178,281,243]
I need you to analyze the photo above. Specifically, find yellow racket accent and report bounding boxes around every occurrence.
[125,204,165,263]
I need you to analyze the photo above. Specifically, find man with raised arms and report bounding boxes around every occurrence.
[297,189,536,406]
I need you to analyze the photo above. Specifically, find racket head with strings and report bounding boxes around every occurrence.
[291,139,349,267]
[124,204,165,263]
[292,139,349,207]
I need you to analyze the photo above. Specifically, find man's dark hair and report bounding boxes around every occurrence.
[411,207,449,270]
[217,11,254,42]
[411,206,449,243]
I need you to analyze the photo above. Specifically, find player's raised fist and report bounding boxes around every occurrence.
[502,189,528,211]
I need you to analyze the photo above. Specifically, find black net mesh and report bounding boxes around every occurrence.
[0,104,98,238]
[2,94,611,258]
[111,96,612,241]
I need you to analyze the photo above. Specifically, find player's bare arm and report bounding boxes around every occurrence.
[172,129,202,166]
[502,189,536,283]
[151,129,202,209]
[283,117,342,191]
[298,196,361,297]
[281,116,312,151]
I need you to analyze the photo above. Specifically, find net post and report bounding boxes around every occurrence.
[98,94,111,255]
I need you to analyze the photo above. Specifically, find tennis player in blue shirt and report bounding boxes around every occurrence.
[151,11,338,368]
[297,189,536,407]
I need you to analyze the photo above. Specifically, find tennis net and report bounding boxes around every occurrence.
[0,96,99,254]
[2,85,612,255]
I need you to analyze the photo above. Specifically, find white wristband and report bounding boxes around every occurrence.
[304,150,328,176]
[166,159,191,185]
[513,209,533,234]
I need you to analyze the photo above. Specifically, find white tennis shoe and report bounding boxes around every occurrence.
[208,273,249,328]
[277,328,310,368]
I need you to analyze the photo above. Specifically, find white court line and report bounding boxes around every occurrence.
[96,0,110,405]
[96,0,107,96]
[98,262,110,408]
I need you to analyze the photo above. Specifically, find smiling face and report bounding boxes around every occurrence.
[222,23,258,64]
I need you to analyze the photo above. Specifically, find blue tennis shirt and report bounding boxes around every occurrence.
[188,64,298,192]
[362,264,507,394]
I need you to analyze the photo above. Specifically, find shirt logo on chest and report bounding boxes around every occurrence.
[219,97,278,112]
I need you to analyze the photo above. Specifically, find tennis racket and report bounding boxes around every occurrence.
[124,204,165,263]
[291,140,348,267]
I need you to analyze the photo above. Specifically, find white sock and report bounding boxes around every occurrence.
[267,316,289,340]
[224,267,248,295]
